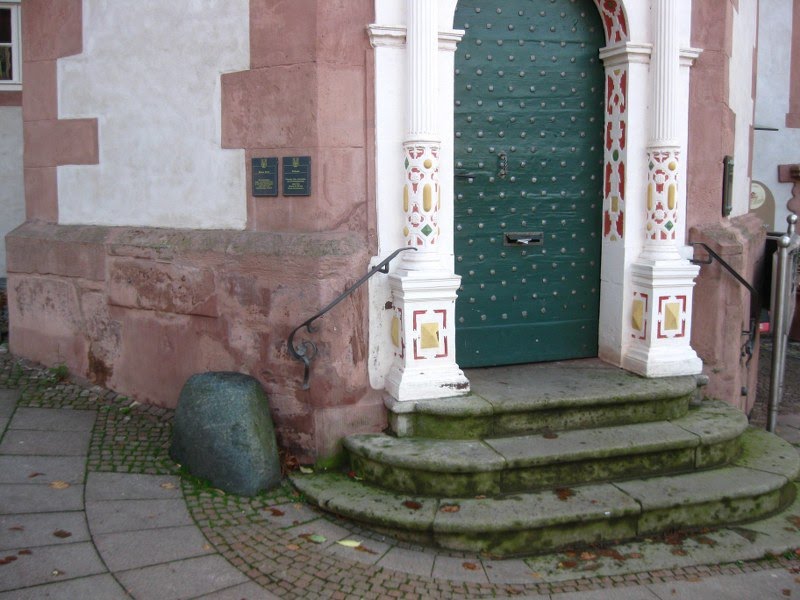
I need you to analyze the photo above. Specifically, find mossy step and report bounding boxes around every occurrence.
[292,430,798,557]
[348,401,747,497]
[389,362,696,439]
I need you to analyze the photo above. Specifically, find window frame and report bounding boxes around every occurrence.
[0,0,22,91]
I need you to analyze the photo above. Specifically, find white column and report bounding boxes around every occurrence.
[385,0,469,401]
[622,0,702,377]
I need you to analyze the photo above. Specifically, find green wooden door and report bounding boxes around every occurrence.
[454,0,605,368]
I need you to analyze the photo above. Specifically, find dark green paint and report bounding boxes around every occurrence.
[453,0,606,366]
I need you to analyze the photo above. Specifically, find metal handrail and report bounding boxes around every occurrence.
[766,215,800,432]
[287,247,416,390]
[690,242,761,363]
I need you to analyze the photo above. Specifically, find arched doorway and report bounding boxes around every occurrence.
[453,0,606,367]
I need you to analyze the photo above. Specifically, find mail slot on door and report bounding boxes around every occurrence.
[504,232,544,246]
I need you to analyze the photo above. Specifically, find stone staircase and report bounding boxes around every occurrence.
[291,361,799,557]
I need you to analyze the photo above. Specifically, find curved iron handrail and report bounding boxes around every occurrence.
[287,247,416,389]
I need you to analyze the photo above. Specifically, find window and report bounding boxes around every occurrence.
[0,1,21,90]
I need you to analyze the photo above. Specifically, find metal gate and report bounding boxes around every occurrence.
[454,0,605,367]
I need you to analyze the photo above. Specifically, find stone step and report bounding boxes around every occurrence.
[292,428,799,557]
[388,361,697,439]
[348,400,747,497]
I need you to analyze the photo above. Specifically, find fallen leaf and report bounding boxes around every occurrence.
[308,534,326,544]
[462,562,479,571]
[299,466,313,474]
[782,589,791,597]
[8,526,23,532]
[579,551,597,561]
[159,482,176,490]
[475,495,486,500]
[440,504,460,513]
[528,572,542,579]
[211,488,226,496]
[555,488,575,501]
[0,556,18,565]
[542,431,559,439]
[346,471,363,481]
[403,500,422,510]
[51,569,64,576]
[28,472,45,479]
[598,549,626,561]
[52,530,72,539]
[671,549,687,556]
[355,545,378,555]
[202,544,212,551]
[336,540,362,548]
[49,481,70,490]
[628,552,643,559]
[695,536,716,546]
[17,550,31,556]
[286,544,301,551]
[268,508,285,517]
[558,560,578,569]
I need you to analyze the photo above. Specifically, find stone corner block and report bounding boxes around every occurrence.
[170,372,281,496]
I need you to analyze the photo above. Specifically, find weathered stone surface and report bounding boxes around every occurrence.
[170,372,280,496]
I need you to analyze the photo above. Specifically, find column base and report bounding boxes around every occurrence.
[622,343,703,377]
[385,363,470,403]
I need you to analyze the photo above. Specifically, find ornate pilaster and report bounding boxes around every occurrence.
[385,0,469,401]
[623,0,702,377]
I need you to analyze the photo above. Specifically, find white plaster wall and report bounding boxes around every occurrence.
[753,0,797,230]
[56,0,249,229]
[728,0,758,218]
[0,106,25,277]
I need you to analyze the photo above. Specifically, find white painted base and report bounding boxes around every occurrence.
[385,362,470,402]
[622,344,703,377]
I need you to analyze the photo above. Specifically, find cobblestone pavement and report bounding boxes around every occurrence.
[0,342,799,599]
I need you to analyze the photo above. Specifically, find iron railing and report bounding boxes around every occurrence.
[766,215,800,432]
[287,247,416,390]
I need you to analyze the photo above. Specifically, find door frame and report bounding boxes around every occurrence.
[367,0,700,392]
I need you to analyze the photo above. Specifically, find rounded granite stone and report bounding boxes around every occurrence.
[170,372,280,496]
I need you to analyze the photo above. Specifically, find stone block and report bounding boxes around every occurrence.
[170,372,280,496]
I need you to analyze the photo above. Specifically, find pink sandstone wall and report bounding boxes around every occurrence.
[8,0,381,462]
[687,0,763,413]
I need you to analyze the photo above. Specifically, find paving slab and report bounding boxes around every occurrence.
[0,574,129,600]
[324,535,392,566]
[8,408,96,432]
[557,586,661,599]
[0,483,84,514]
[0,511,90,551]
[0,430,91,456]
[482,558,543,584]
[85,472,182,501]
[283,517,354,550]
[374,546,436,578]
[431,554,490,583]
[196,581,282,599]
[0,390,19,418]
[93,524,214,571]
[86,498,193,534]
[0,542,106,592]
[115,554,250,600]
[257,500,322,529]
[646,567,800,599]
[0,455,86,485]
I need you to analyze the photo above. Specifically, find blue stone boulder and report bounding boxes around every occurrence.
[170,372,281,496]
